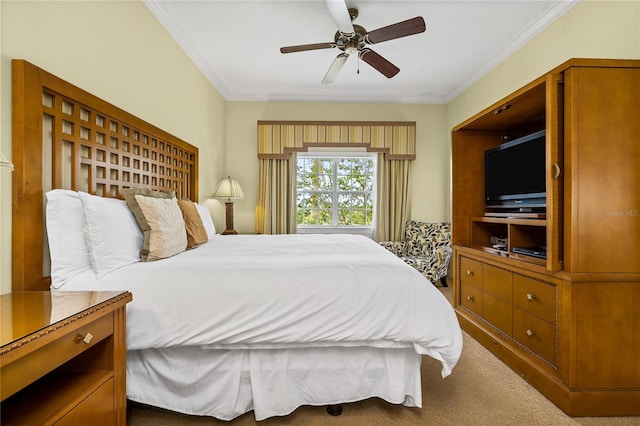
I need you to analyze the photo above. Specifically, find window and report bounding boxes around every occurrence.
[296,151,376,236]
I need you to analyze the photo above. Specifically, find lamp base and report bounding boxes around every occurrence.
[222,202,237,235]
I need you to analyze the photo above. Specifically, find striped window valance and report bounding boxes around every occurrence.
[257,121,416,160]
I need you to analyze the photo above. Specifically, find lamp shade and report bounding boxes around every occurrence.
[0,151,14,171]
[213,176,244,201]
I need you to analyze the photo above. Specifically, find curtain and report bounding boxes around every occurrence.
[255,153,297,234]
[376,153,412,241]
[256,151,411,238]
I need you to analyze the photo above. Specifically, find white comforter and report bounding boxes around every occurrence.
[61,234,462,377]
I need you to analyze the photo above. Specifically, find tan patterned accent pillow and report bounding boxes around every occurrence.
[178,199,208,249]
[123,188,187,261]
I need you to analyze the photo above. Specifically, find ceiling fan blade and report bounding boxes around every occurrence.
[359,49,399,79]
[280,42,335,54]
[364,16,426,44]
[322,53,349,84]
[325,0,355,35]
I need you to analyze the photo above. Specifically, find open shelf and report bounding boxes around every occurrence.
[1,368,113,425]
[470,216,547,266]
[473,216,546,226]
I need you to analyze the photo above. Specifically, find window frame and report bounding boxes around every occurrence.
[296,150,377,237]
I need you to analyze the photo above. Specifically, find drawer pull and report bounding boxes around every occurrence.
[526,329,534,337]
[466,270,474,276]
[78,333,94,345]
[526,293,536,300]
[466,296,474,302]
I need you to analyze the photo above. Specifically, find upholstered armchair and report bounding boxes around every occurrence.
[380,221,452,287]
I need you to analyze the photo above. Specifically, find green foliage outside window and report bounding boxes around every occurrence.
[297,156,375,226]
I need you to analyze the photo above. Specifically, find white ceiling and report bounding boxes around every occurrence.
[145,0,577,104]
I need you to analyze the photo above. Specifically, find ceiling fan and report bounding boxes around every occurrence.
[280,0,426,84]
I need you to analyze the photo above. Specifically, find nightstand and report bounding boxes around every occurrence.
[0,290,132,425]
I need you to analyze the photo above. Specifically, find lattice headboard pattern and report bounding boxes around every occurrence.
[42,89,195,198]
[11,60,199,291]
[42,90,196,198]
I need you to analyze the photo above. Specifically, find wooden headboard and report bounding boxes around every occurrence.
[11,60,199,292]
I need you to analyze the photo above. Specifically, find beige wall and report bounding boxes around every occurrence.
[447,0,640,131]
[225,102,449,233]
[0,0,226,293]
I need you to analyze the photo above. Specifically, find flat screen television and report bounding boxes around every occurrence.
[484,129,546,212]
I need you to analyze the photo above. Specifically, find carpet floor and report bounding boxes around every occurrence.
[127,287,638,425]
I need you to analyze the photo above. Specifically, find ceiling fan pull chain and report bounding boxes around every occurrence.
[357,55,360,75]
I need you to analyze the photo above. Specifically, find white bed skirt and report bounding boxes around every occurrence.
[126,346,422,421]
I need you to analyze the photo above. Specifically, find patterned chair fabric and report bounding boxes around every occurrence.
[379,221,452,287]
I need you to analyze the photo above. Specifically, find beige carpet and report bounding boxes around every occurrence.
[127,287,638,425]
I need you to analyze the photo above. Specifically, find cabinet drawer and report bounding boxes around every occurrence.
[460,257,483,288]
[513,308,556,364]
[483,264,513,302]
[55,377,114,426]
[513,275,556,324]
[1,313,113,400]
[460,282,483,316]
[483,293,512,336]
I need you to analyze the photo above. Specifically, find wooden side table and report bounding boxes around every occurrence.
[0,290,132,425]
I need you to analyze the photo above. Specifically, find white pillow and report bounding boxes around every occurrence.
[78,192,143,277]
[196,203,217,237]
[45,189,93,289]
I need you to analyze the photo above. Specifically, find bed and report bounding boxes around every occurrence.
[11,59,462,421]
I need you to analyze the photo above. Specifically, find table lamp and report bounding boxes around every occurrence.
[213,176,244,235]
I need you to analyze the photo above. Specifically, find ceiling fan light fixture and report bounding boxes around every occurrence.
[344,40,359,55]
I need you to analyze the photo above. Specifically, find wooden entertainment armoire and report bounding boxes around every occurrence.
[451,58,639,416]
